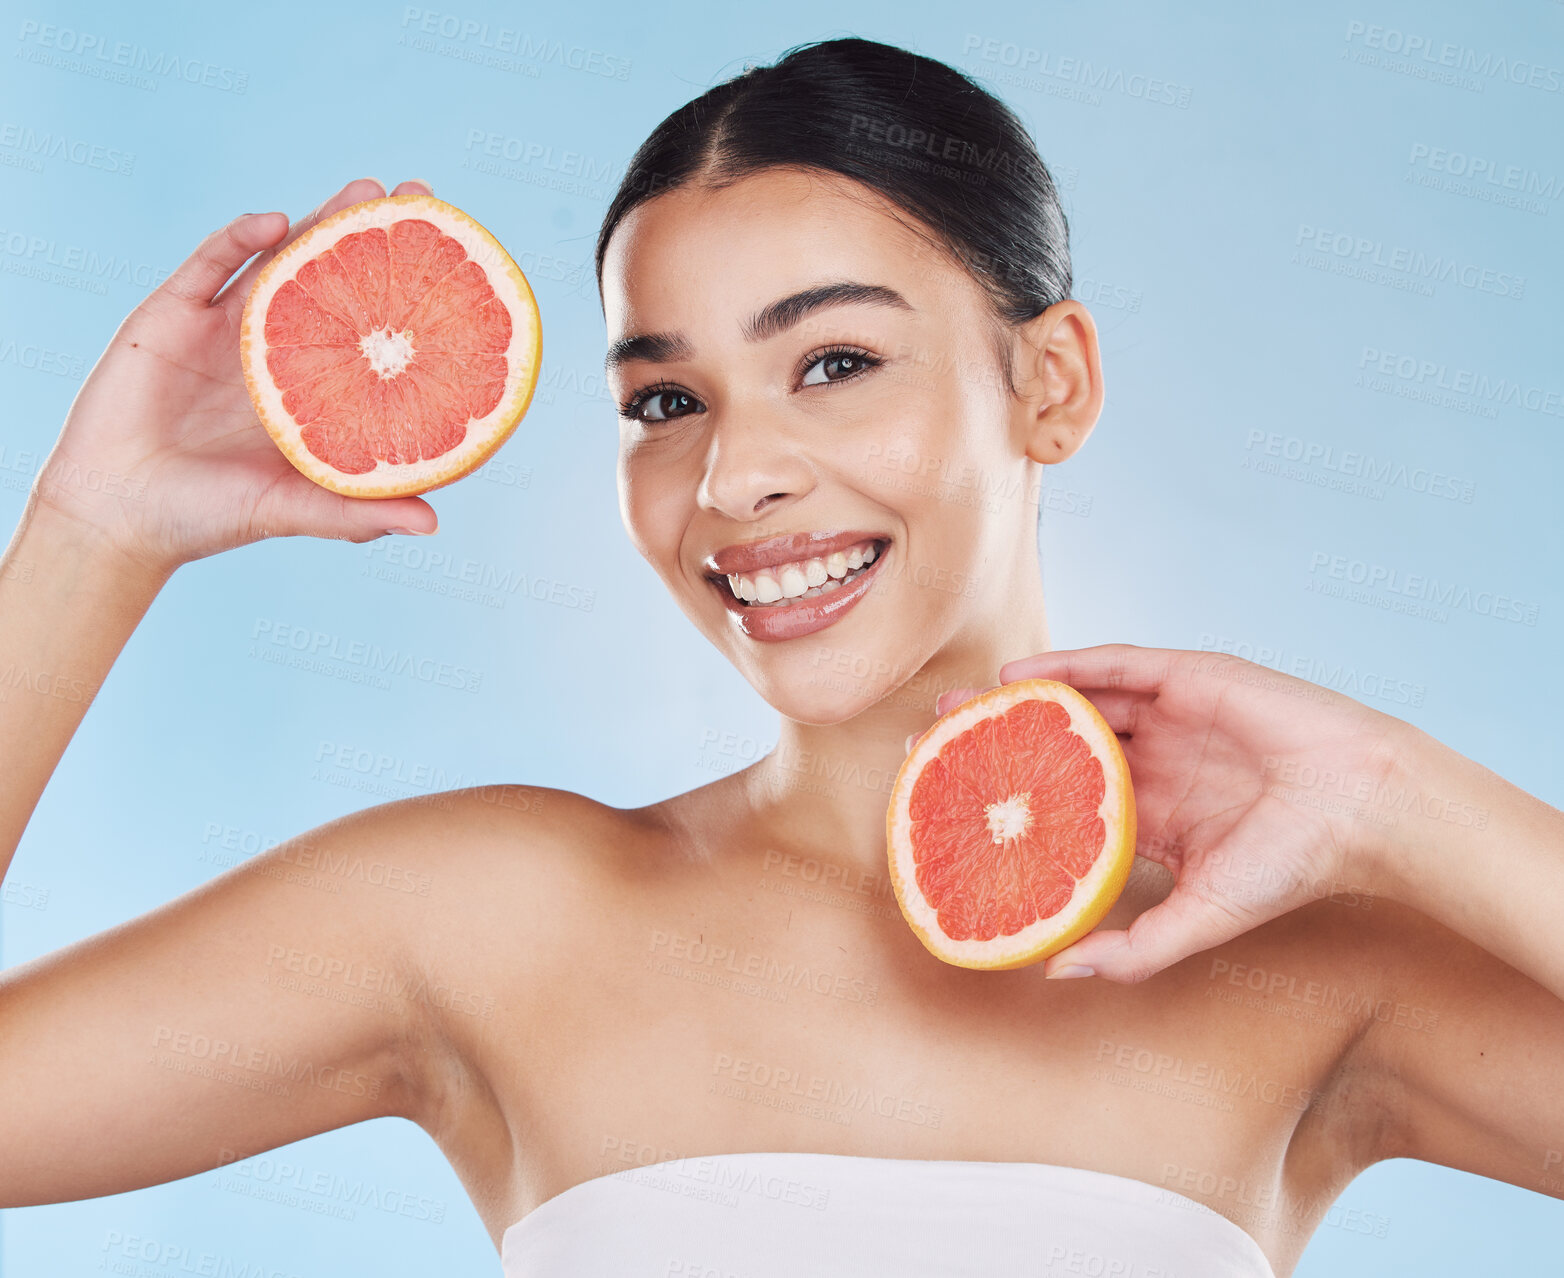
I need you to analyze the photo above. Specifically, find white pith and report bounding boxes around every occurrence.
[985,793,1031,843]
[725,538,881,605]
[239,195,540,499]
[887,680,1131,967]
[359,327,416,379]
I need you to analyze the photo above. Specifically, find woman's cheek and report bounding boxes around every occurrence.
[617,455,681,567]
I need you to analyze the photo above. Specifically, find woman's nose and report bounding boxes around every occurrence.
[695,407,815,520]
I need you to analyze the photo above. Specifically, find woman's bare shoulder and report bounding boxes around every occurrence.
[363,782,681,903]
[347,781,671,1039]
[368,781,709,943]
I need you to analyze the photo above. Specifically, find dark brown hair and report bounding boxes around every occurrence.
[593,36,1073,395]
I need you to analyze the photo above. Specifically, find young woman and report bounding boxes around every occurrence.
[2,36,1560,1278]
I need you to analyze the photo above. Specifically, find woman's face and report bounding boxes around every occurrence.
[600,166,1052,724]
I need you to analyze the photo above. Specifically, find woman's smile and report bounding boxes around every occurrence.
[703,531,895,641]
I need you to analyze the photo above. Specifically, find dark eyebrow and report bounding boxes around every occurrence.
[603,281,913,375]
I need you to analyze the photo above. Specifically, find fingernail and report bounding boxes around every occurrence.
[1046,964,1095,979]
[384,526,432,536]
[409,179,435,193]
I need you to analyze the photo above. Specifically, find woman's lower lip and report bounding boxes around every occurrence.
[714,545,890,642]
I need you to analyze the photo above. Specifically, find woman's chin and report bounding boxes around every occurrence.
[747,662,906,726]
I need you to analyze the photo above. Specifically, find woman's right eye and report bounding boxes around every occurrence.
[621,382,701,423]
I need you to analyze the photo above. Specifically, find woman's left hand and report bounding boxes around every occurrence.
[933,644,1415,982]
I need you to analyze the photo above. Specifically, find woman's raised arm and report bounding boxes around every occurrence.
[0,179,457,1207]
[2,176,438,885]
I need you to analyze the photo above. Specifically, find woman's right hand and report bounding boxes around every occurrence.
[921,645,1415,982]
[29,177,440,576]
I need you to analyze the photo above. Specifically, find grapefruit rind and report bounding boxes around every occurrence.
[239,194,542,499]
[886,678,1136,971]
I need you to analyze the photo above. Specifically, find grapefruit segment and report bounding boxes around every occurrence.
[887,679,1136,970]
[240,194,541,498]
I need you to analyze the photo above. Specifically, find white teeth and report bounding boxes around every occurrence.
[720,538,885,605]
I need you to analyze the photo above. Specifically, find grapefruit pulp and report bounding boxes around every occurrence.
[887,679,1135,970]
[240,194,541,498]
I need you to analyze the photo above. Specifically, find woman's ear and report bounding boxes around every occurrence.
[1007,299,1105,466]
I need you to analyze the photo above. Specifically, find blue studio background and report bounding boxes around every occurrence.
[2,1,1561,1274]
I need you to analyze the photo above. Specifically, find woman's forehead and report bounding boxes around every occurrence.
[600,170,956,340]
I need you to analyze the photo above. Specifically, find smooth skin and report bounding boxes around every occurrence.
[1,171,1561,1278]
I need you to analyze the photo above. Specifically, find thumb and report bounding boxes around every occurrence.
[905,684,997,753]
[366,498,438,538]
[255,477,439,544]
[935,684,994,716]
[1042,886,1248,984]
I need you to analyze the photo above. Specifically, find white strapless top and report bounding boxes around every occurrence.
[500,1151,1277,1276]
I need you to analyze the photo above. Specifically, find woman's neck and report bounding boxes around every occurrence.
[748,578,1053,877]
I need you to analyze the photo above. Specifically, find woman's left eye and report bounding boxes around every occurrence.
[800,347,881,387]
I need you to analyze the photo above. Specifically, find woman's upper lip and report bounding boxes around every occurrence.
[703,529,891,578]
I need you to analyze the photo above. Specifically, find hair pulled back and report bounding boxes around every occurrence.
[593,37,1073,394]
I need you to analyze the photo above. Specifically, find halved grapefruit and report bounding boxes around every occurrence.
[240,194,541,498]
[887,679,1135,970]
